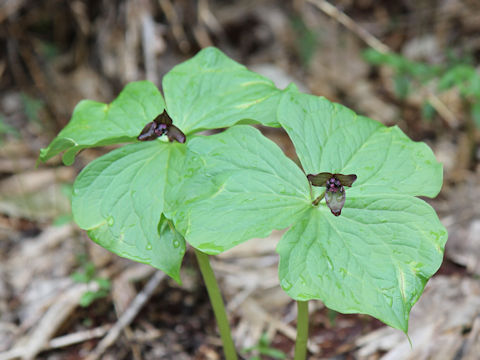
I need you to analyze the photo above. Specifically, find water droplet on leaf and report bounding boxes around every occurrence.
[146,243,152,250]
[281,279,292,290]
[173,240,180,248]
[106,216,114,226]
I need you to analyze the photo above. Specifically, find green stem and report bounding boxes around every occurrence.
[194,248,238,360]
[308,179,314,201]
[312,191,325,206]
[294,301,309,360]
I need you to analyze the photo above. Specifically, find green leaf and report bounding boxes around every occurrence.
[43,48,290,282]
[166,125,311,254]
[72,141,186,282]
[278,92,443,198]
[278,198,446,332]
[79,289,109,307]
[39,81,165,165]
[259,347,286,359]
[71,271,90,284]
[94,277,111,291]
[163,47,283,134]
[277,91,447,332]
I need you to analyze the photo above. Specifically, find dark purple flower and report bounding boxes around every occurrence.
[137,110,186,143]
[307,172,357,216]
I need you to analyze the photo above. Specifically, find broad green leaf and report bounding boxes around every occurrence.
[166,125,311,254]
[278,198,446,332]
[41,48,291,282]
[39,81,165,165]
[276,91,447,332]
[278,91,443,198]
[72,141,186,282]
[163,47,283,134]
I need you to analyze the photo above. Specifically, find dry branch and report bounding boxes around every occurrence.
[307,0,457,128]
[85,271,166,360]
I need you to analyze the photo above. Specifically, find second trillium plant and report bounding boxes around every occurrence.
[39,47,447,359]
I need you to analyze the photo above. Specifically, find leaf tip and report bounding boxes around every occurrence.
[170,271,182,285]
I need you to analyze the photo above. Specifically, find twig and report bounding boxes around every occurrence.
[237,299,319,354]
[48,325,112,349]
[85,271,166,360]
[159,0,190,53]
[0,325,112,360]
[306,0,390,54]
[427,93,457,128]
[198,0,223,34]
[125,0,140,81]
[194,0,214,48]
[306,0,457,128]
[141,10,159,84]
[1,282,100,360]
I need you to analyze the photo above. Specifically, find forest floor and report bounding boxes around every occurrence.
[1,1,479,359]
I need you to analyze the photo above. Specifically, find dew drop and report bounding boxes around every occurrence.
[281,278,292,291]
[73,188,79,195]
[146,243,152,250]
[106,216,114,226]
[173,240,181,248]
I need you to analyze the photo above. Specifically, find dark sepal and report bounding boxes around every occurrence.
[154,110,173,126]
[333,173,357,187]
[166,124,186,143]
[307,172,333,186]
[307,172,357,188]
[137,121,158,141]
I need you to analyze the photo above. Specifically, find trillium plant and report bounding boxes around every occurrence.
[39,47,447,359]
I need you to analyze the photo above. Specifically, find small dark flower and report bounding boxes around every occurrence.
[137,110,186,143]
[307,172,357,216]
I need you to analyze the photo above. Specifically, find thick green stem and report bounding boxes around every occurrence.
[194,248,238,360]
[294,301,309,360]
